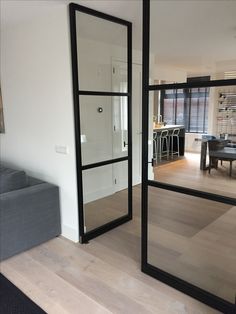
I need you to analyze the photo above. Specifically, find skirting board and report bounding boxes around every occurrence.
[61,224,79,242]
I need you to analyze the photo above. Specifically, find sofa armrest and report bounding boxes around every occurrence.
[0,183,61,260]
[0,181,49,199]
[28,176,45,186]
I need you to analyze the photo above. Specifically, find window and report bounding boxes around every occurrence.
[161,77,210,133]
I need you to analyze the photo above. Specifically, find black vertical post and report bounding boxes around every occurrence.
[141,0,150,268]
[128,23,133,220]
[69,4,85,243]
[188,89,192,132]
[203,88,207,133]
[174,89,177,124]
[196,88,200,133]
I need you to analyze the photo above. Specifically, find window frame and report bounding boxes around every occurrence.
[161,84,209,134]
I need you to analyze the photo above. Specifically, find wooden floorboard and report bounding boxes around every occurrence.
[154,152,236,198]
[1,153,235,313]
[149,154,236,304]
[1,234,218,314]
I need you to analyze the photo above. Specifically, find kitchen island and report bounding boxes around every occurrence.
[153,125,185,156]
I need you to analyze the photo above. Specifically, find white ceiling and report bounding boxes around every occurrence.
[75,0,236,75]
[2,0,236,75]
[150,0,236,75]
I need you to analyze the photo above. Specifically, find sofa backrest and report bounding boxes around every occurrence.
[0,167,29,194]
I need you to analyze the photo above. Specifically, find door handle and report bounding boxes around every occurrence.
[123,141,128,148]
[148,158,154,167]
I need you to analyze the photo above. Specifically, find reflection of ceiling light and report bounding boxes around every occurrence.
[81,134,87,143]
[224,71,236,79]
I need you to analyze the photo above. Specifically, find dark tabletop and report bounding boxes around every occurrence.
[210,147,236,160]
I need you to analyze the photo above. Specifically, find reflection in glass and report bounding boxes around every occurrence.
[83,162,128,232]
[147,187,236,303]
[150,87,236,198]
[150,1,236,84]
[76,11,128,92]
[80,96,128,166]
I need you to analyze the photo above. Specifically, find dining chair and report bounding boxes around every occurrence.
[208,139,229,174]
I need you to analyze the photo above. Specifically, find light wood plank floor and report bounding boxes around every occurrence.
[84,189,128,232]
[1,233,219,314]
[151,153,236,303]
[1,192,223,313]
[1,153,235,313]
[154,152,236,198]
[147,187,236,304]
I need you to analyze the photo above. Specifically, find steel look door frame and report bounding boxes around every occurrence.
[69,3,132,243]
[141,1,236,313]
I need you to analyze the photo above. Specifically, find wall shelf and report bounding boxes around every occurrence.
[216,88,236,140]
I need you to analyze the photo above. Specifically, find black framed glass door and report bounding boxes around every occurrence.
[142,1,236,313]
[69,3,132,243]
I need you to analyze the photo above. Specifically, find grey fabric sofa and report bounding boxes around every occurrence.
[0,166,61,261]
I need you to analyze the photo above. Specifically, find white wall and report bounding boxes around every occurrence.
[78,36,143,202]
[78,37,121,204]
[153,62,187,83]
[0,1,79,241]
[0,0,144,242]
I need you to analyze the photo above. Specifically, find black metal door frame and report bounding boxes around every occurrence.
[142,1,236,313]
[69,3,132,243]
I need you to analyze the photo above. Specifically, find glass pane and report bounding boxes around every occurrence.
[80,96,128,166]
[149,87,236,199]
[163,98,174,125]
[76,11,128,92]
[150,1,236,84]
[176,97,184,125]
[147,187,236,303]
[83,161,128,232]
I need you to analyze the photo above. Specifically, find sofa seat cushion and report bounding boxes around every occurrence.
[0,167,28,193]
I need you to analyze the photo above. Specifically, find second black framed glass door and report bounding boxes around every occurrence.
[142,0,236,313]
[69,3,132,243]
